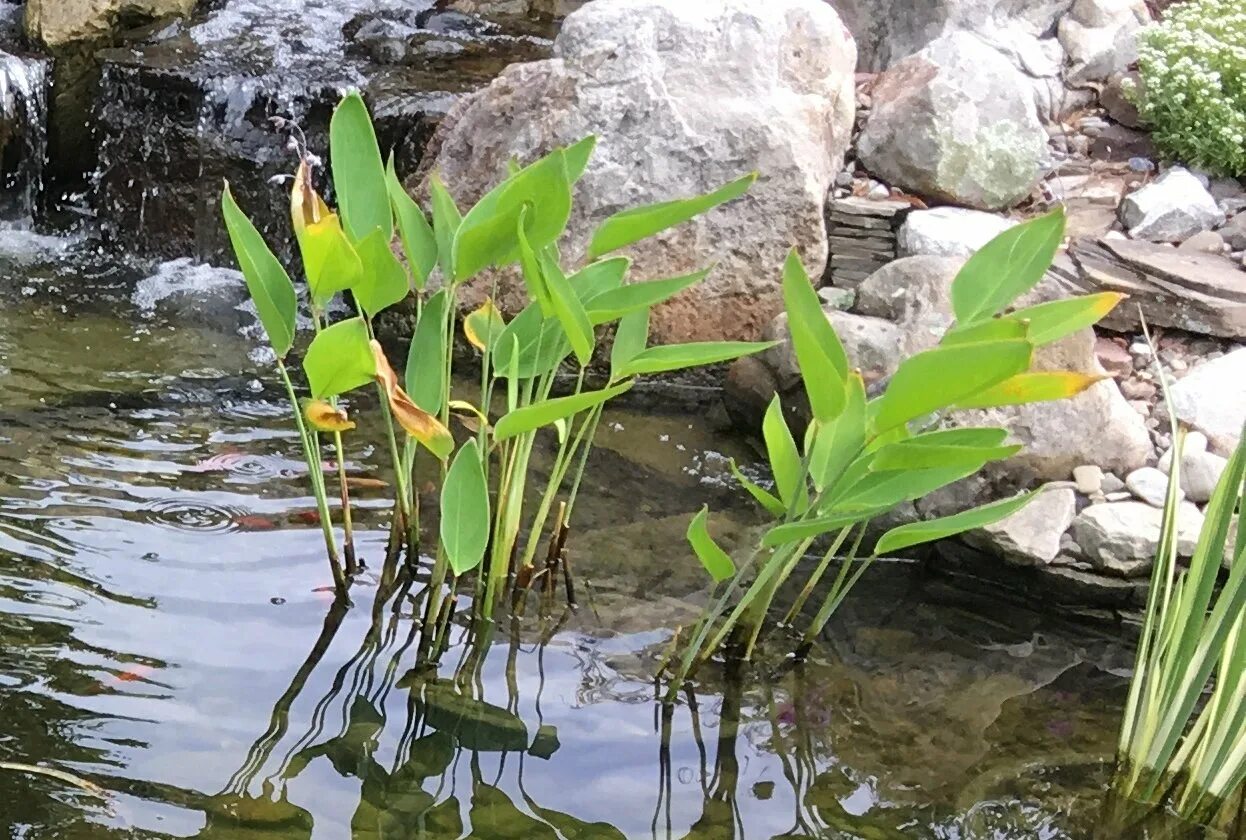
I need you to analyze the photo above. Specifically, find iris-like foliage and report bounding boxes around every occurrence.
[670,209,1126,691]
[1108,369,1246,834]
[222,92,771,617]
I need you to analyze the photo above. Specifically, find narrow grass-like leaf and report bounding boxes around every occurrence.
[783,250,848,422]
[493,305,570,380]
[493,382,633,441]
[614,341,777,378]
[873,490,1041,556]
[221,183,297,357]
[687,506,736,583]
[304,317,376,398]
[408,290,448,414]
[872,340,1032,435]
[587,173,756,258]
[441,439,490,575]
[941,318,1028,346]
[951,208,1066,325]
[330,92,392,244]
[584,268,711,325]
[353,227,409,317]
[763,396,807,513]
[808,372,867,493]
[386,156,436,289]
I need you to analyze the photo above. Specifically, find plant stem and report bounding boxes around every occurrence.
[276,359,345,597]
[332,430,358,576]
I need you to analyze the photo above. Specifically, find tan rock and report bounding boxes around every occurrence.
[25,0,195,47]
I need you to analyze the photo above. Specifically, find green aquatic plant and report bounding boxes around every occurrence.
[222,91,771,615]
[1106,364,1246,835]
[670,209,1126,693]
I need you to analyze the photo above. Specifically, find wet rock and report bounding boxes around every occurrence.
[964,487,1077,566]
[1073,500,1204,576]
[1125,466,1177,507]
[448,0,586,18]
[723,354,780,435]
[23,0,194,47]
[1170,349,1246,456]
[421,0,857,343]
[1120,168,1226,242]
[896,208,1017,258]
[858,32,1048,210]
[1047,237,1246,338]
[1057,0,1149,85]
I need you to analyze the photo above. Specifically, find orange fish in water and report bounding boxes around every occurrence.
[292,510,321,526]
[234,514,278,532]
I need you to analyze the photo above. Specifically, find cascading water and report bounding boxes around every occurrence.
[0,48,49,222]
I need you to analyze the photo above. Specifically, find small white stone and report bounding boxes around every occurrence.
[1073,464,1105,495]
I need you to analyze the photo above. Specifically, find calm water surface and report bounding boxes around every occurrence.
[0,229,1136,838]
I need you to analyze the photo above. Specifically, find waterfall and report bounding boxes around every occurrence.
[0,49,49,222]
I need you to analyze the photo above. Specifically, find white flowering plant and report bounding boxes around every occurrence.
[1128,0,1246,177]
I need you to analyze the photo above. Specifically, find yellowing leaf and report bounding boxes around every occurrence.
[300,212,363,304]
[463,298,507,352]
[302,399,356,432]
[291,158,330,236]
[371,340,455,460]
[953,371,1108,409]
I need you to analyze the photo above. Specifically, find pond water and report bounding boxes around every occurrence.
[0,227,1145,838]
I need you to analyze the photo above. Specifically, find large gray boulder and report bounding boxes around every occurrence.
[1058,0,1150,85]
[857,32,1049,211]
[420,0,857,343]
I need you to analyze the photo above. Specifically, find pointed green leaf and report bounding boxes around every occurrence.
[763,396,807,513]
[783,249,848,422]
[953,371,1106,409]
[611,309,650,382]
[493,305,571,380]
[762,511,880,549]
[297,212,363,305]
[808,372,867,493]
[516,210,552,314]
[493,382,633,441]
[570,257,631,304]
[428,172,462,282]
[537,240,595,367]
[303,317,376,398]
[873,340,1033,435]
[562,135,597,185]
[613,341,777,378]
[951,208,1066,325]
[873,490,1041,556]
[728,458,785,517]
[1009,292,1126,346]
[386,156,437,290]
[832,463,984,512]
[408,290,448,415]
[687,506,736,583]
[440,439,490,576]
[330,92,392,244]
[941,317,1028,346]
[587,172,757,258]
[584,268,711,325]
[353,227,409,317]
[221,183,297,358]
[452,145,573,281]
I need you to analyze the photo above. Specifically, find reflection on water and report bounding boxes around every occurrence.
[0,234,1135,838]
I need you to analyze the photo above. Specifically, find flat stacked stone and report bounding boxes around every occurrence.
[825,196,913,287]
